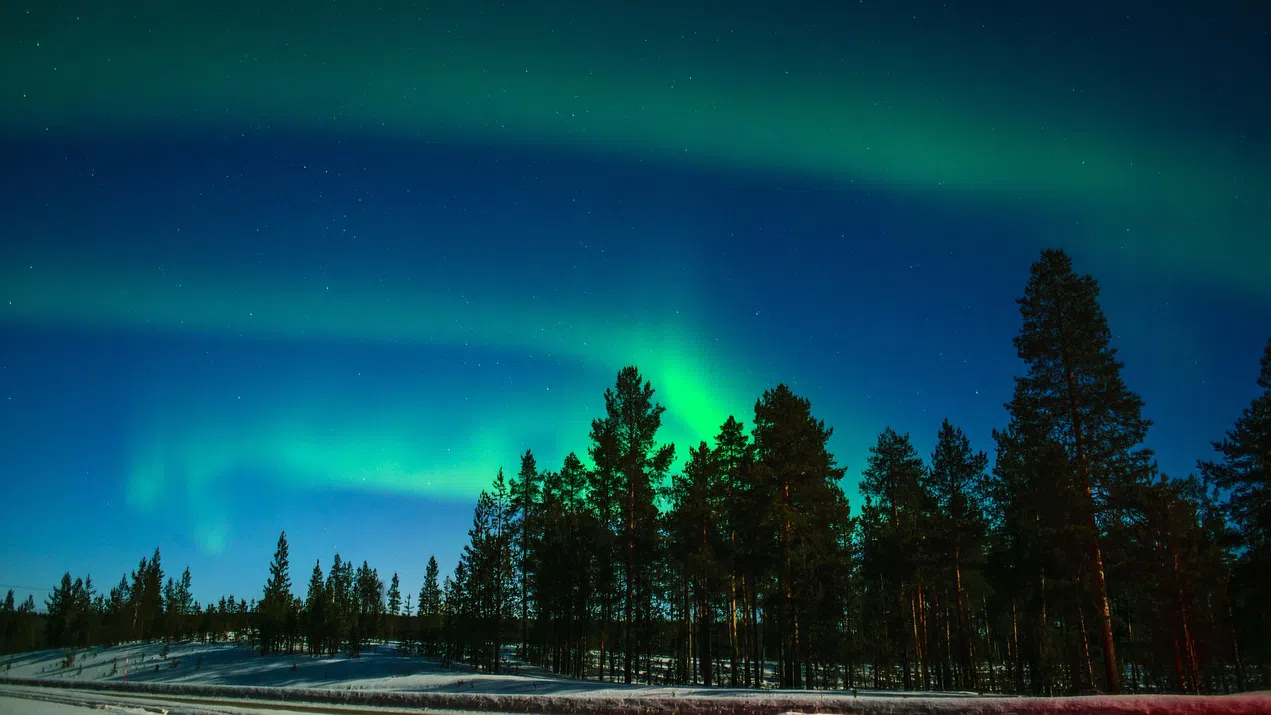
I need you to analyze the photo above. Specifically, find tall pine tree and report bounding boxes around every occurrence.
[588,366,675,684]
[304,560,327,655]
[509,449,541,661]
[420,556,442,657]
[751,384,849,689]
[1004,248,1154,693]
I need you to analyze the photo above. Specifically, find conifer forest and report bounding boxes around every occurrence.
[4,250,1269,697]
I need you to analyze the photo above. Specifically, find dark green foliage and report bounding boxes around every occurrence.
[447,470,514,672]
[45,573,93,649]
[419,555,442,657]
[751,385,850,689]
[923,420,990,690]
[858,427,929,690]
[995,248,1155,694]
[259,531,296,655]
[386,572,401,643]
[303,560,327,655]
[1200,337,1271,671]
[588,366,675,684]
[509,449,541,660]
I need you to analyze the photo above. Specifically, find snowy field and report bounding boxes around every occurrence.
[2,641,1269,714]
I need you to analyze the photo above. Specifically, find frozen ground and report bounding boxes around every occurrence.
[2,641,1269,714]
[0,695,100,715]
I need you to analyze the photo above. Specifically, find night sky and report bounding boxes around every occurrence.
[1,1,1268,606]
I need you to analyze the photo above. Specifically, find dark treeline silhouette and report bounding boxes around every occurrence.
[3,250,1268,696]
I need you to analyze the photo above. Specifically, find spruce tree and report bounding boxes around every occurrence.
[1005,248,1154,693]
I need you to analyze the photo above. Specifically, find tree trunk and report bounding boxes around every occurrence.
[730,566,739,687]
[1077,595,1095,693]
[625,481,635,685]
[1011,598,1023,693]
[955,545,975,690]
[1056,288,1121,694]
[916,575,930,690]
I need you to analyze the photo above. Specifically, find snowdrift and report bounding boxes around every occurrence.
[2,643,1267,714]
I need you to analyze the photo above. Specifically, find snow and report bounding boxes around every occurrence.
[3,642,1268,714]
[0,695,103,714]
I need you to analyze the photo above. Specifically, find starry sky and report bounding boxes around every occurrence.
[1,1,1268,606]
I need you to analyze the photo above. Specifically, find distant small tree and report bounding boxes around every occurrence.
[259,531,293,655]
[387,572,402,642]
[420,556,442,657]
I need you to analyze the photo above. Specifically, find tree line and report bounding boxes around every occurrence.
[3,249,1268,696]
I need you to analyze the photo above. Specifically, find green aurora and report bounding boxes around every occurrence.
[3,2,1266,294]
[2,2,1266,553]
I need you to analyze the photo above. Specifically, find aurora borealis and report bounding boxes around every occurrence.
[1,1,1268,604]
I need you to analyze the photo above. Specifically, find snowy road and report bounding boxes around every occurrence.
[0,695,105,714]
[0,685,498,715]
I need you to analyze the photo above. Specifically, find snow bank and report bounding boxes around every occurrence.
[3,643,1267,714]
[4,676,1267,715]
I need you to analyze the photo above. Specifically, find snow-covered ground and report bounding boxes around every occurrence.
[2,642,1269,714]
[2,640,707,696]
[0,696,97,715]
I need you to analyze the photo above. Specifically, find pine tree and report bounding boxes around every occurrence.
[509,449,541,661]
[666,441,726,685]
[858,427,929,690]
[171,567,193,640]
[751,384,849,689]
[130,549,165,642]
[387,572,401,642]
[420,556,442,658]
[304,560,326,655]
[452,473,515,672]
[925,419,990,689]
[1004,248,1154,693]
[260,531,293,655]
[588,366,675,684]
[45,573,76,648]
[714,416,760,687]
[0,590,14,654]
[325,554,346,655]
[536,451,595,679]
[1199,337,1271,673]
[351,561,384,654]
[388,573,401,615]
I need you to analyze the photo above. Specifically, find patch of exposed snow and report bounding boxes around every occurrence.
[3,642,1268,714]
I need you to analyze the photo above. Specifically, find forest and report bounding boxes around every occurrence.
[3,249,1268,697]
